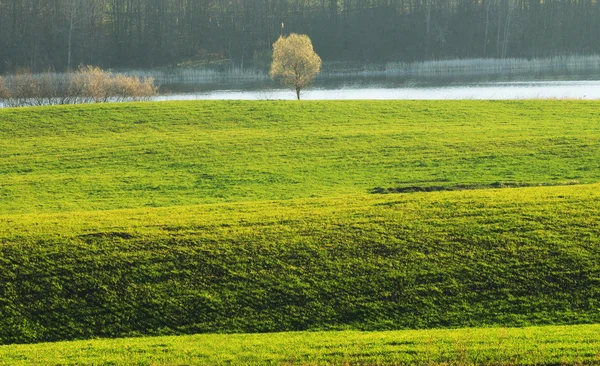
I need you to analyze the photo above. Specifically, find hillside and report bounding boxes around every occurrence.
[0,101,599,346]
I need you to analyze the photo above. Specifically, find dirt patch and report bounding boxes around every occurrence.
[80,231,135,240]
[370,181,581,194]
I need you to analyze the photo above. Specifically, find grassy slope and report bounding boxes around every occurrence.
[1,324,600,365]
[0,101,599,346]
[1,101,600,213]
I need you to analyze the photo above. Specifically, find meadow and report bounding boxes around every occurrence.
[1,324,599,365]
[0,101,599,363]
[1,100,600,214]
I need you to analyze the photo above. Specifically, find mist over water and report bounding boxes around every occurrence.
[157,67,600,101]
[158,80,600,101]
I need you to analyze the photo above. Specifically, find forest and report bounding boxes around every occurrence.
[0,0,599,73]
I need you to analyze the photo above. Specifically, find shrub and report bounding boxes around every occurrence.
[11,71,41,107]
[75,65,112,103]
[0,66,158,107]
[0,76,9,101]
[112,73,157,102]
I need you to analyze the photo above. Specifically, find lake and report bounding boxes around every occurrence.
[157,68,600,101]
[157,80,600,101]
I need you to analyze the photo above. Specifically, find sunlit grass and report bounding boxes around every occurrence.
[1,324,600,365]
[1,100,599,352]
[1,100,600,214]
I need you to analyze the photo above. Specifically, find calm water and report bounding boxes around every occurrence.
[156,68,600,101]
[157,80,600,101]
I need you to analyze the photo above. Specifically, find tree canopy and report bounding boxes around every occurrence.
[270,34,322,100]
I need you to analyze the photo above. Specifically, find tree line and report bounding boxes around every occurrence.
[1,0,600,73]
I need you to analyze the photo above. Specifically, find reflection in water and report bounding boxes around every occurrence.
[157,80,600,101]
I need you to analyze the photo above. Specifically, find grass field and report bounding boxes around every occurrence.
[1,324,600,365]
[1,100,600,213]
[0,101,599,359]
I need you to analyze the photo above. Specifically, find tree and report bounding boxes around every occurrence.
[64,0,97,70]
[269,33,321,100]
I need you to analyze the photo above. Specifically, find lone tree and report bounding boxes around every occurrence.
[270,34,322,100]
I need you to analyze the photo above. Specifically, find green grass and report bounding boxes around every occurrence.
[1,101,599,348]
[1,100,600,213]
[1,324,600,365]
[1,184,599,344]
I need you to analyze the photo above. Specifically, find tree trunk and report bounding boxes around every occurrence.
[296,87,301,100]
[68,10,74,70]
[483,0,491,57]
[502,0,511,58]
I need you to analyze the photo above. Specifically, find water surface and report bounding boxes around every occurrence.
[158,80,600,101]
[157,65,600,101]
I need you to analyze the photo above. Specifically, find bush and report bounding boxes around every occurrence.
[0,76,9,101]
[0,66,158,107]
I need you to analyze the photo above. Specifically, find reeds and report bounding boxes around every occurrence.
[125,54,600,84]
[320,54,600,78]
[122,66,268,84]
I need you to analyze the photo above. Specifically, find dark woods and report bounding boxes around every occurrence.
[1,0,599,73]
